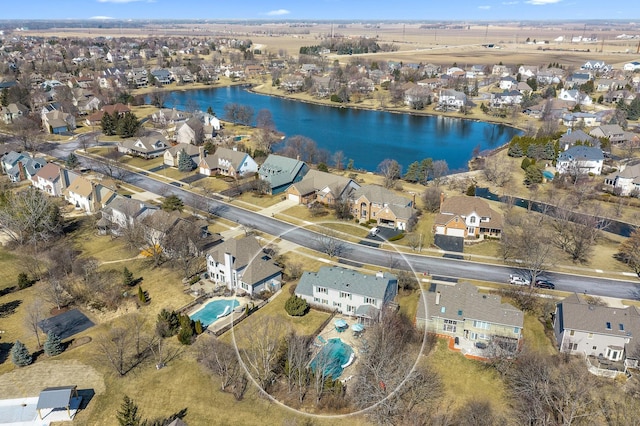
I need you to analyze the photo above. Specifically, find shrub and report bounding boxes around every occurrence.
[44,332,64,357]
[122,267,134,287]
[17,272,33,289]
[11,340,32,366]
[137,286,147,304]
[156,309,180,337]
[388,233,405,242]
[465,184,476,196]
[330,94,342,103]
[284,294,309,316]
[189,275,200,285]
[194,320,203,334]
[520,157,531,170]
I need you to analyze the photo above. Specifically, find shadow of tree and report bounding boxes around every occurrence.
[0,299,22,318]
[0,342,13,364]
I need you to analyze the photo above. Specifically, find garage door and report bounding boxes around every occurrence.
[288,193,300,203]
[446,228,465,238]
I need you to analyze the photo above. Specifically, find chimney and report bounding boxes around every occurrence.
[435,291,441,305]
[18,161,26,181]
[376,271,383,278]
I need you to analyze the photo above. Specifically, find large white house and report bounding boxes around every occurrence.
[604,162,640,197]
[206,236,282,296]
[295,267,397,321]
[556,145,604,176]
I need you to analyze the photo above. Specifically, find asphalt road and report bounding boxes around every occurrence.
[45,138,640,300]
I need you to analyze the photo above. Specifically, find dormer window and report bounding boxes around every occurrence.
[619,324,625,331]
[606,322,612,330]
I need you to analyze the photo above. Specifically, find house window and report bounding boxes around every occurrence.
[473,320,490,330]
[478,334,489,340]
[619,324,625,331]
[346,305,355,313]
[364,297,376,305]
[514,327,520,334]
[592,346,597,350]
[317,286,328,294]
[333,302,341,308]
[340,292,352,300]
[606,322,611,330]
[569,343,578,351]
[470,332,477,340]
[443,319,457,333]
[470,216,476,224]
[314,297,320,303]
[322,299,328,305]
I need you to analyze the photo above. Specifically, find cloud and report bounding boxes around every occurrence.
[478,5,491,9]
[502,1,519,4]
[90,16,115,20]
[525,0,562,4]
[266,9,291,16]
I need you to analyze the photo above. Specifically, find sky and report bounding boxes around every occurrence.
[0,0,636,21]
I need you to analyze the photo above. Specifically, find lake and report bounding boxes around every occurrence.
[161,85,521,172]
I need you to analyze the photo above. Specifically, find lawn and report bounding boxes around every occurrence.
[427,339,509,415]
[522,312,557,356]
[397,290,421,322]
[69,217,139,262]
[0,248,21,291]
[231,192,282,209]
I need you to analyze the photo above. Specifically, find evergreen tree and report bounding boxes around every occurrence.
[194,320,203,334]
[161,195,184,212]
[1,88,8,107]
[11,340,32,367]
[524,165,543,185]
[404,161,421,183]
[138,286,147,304]
[101,111,116,136]
[43,332,63,356]
[117,112,141,138]
[122,267,134,286]
[177,149,195,172]
[65,152,79,169]
[627,96,640,121]
[116,395,142,426]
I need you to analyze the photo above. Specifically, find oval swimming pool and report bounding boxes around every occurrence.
[310,338,354,379]
[189,299,240,327]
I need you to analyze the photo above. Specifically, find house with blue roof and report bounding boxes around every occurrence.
[1,151,46,182]
[295,266,398,321]
[258,154,309,194]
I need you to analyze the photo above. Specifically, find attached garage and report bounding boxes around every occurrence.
[287,193,300,203]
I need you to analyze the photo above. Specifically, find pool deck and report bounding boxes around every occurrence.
[314,314,364,381]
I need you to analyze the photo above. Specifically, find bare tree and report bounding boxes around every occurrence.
[422,186,443,213]
[316,230,346,258]
[284,332,311,403]
[483,156,513,188]
[95,326,135,376]
[197,337,245,393]
[24,298,46,348]
[431,160,449,187]
[378,158,402,189]
[333,150,345,170]
[236,316,285,392]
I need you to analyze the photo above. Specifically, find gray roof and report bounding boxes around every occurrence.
[557,294,640,337]
[207,236,282,286]
[37,386,76,410]
[558,145,604,162]
[258,154,307,189]
[351,184,412,207]
[209,147,250,170]
[559,130,599,147]
[416,282,523,328]
[288,169,357,198]
[296,266,397,300]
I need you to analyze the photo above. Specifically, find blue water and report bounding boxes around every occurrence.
[190,299,239,327]
[310,338,354,379]
[160,86,521,172]
[543,170,555,180]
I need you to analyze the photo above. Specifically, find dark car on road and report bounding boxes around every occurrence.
[535,280,555,289]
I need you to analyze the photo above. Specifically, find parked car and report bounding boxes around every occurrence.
[369,227,379,236]
[535,279,555,289]
[509,274,530,286]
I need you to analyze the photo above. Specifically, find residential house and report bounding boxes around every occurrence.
[491,64,512,77]
[558,129,601,151]
[85,103,131,127]
[64,176,116,213]
[498,76,518,90]
[416,282,523,351]
[536,68,564,85]
[127,68,148,87]
[561,112,600,128]
[556,145,604,176]
[581,60,612,73]
[518,65,539,79]
[285,169,360,205]
[566,73,592,88]
[118,133,169,159]
[0,102,28,124]
[490,90,523,108]
[554,293,640,366]
[163,143,202,168]
[99,195,157,235]
[151,108,190,127]
[205,235,282,296]
[623,61,640,72]
[434,195,502,239]
[437,89,467,111]
[31,162,65,196]
[198,147,258,178]
[176,118,209,145]
[1,151,46,182]
[590,124,627,144]
[603,90,636,105]
[150,69,172,85]
[516,81,533,95]
[42,109,76,134]
[558,88,592,107]
[404,85,433,107]
[295,266,398,321]
[311,75,332,98]
[604,161,640,196]
[595,78,625,92]
[258,154,309,194]
[350,185,415,230]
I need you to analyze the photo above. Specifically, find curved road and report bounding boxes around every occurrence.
[47,138,640,301]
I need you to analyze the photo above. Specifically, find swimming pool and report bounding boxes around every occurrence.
[310,338,354,379]
[189,299,240,327]
[543,170,555,180]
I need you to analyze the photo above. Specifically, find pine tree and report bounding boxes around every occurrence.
[177,149,195,172]
[137,286,147,304]
[101,111,116,136]
[65,152,79,169]
[118,112,141,138]
[44,331,63,356]
[122,267,134,286]
[1,88,8,107]
[116,395,142,426]
[11,340,32,367]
